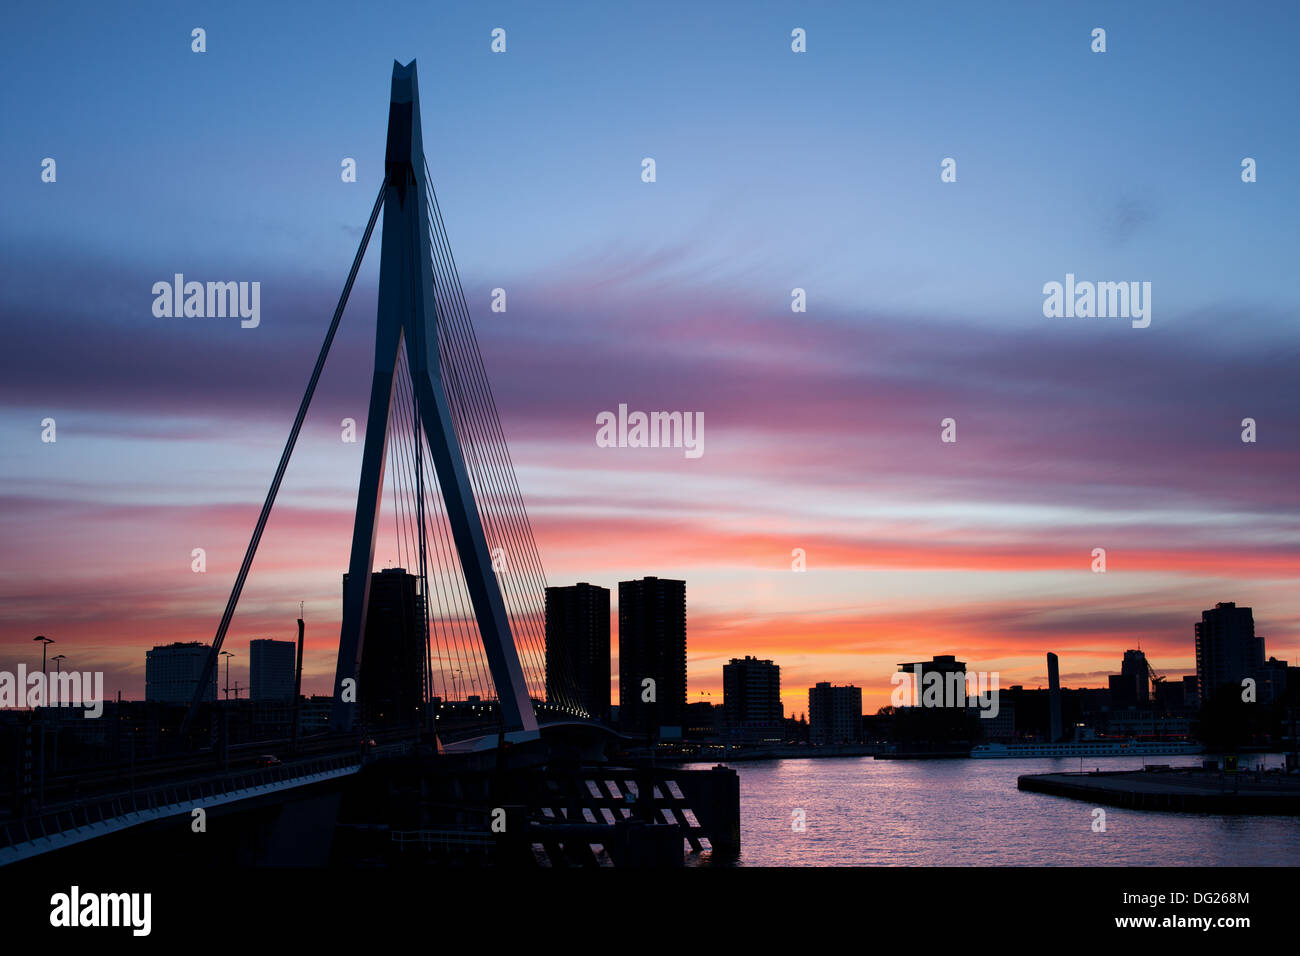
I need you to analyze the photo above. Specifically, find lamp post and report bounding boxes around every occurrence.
[48,654,67,770]
[33,635,54,675]
[221,651,234,701]
[51,655,66,708]
[218,651,235,771]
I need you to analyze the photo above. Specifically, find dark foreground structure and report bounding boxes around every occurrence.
[1,61,748,873]
[1019,767,1300,814]
[1,734,740,868]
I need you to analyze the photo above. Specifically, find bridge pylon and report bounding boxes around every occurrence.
[332,60,538,737]
[181,60,541,746]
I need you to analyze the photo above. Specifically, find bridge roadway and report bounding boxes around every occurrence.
[0,728,420,866]
[16,726,413,807]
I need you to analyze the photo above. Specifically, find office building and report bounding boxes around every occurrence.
[1121,649,1150,705]
[1195,602,1264,702]
[1118,650,1149,702]
[809,682,861,745]
[344,567,426,727]
[145,642,217,705]
[723,656,783,743]
[1107,649,1151,709]
[545,583,611,721]
[618,576,687,736]
[250,638,296,702]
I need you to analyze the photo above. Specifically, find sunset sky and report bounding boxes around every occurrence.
[2,2,1298,717]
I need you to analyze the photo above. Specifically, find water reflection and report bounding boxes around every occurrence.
[684,756,1300,866]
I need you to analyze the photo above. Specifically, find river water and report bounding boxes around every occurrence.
[681,754,1300,866]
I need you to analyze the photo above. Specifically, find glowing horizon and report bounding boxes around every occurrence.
[2,2,1298,718]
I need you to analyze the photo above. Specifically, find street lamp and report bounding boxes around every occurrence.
[33,635,54,674]
[221,651,234,701]
[50,655,67,725]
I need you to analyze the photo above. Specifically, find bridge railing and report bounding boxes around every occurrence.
[1,752,362,854]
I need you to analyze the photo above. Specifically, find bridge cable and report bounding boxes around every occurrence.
[394,351,490,703]
[180,178,388,740]
[422,162,588,717]
[418,165,557,705]
[406,341,496,705]
[422,216,558,712]
[416,176,552,706]
[422,182,576,715]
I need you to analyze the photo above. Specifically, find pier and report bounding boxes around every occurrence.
[1018,766,1300,814]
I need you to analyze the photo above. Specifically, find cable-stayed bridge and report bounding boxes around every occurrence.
[180,59,586,741]
[1,61,739,868]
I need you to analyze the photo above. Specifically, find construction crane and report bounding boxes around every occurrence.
[1146,657,1166,691]
[1145,657,1169,713]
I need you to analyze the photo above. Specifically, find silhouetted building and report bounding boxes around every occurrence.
[344,567,426,727]
[1108,674,1137,709]
[723,656,783,743]
[892,656,977,749]
[1107,649,1150,709]
[1105,710,1192,737]
[618,576,686,736]
[298,695,333,734]
[897,655,969,708]
[1047,652,1063,742]
[430,694,500,733]
[982,699,1016,741]
[1182,675,1201,710]
[861,711,893,744]
[1195,602,1264,702]
[250,697,293,738]
[1260,656,1291,705]
[809,682,861,745]
[250,638,296,702]
[996,684,1109,742]
[787,712,811,744]
[685,701,722,739]
[1153,676,1188,712]
[145,642,217,704]
[545,582,610,721]
[1122,649,1150,704]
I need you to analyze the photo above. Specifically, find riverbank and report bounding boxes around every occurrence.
[652,743,885,763]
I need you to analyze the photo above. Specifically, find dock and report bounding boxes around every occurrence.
[1018,766,1300,814]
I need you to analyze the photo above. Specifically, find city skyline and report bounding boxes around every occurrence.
[3,1,1299,720]
[51,592,1282,724]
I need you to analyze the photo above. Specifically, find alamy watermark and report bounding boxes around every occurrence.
[1042,273,1150,328]
[50,886,150,936]
[596,403,704,459]
[890,665,1000,718]
[0,665,104,717]
[152,274,260,328]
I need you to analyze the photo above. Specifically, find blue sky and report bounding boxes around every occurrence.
[1,1,1297,706]
[4,0,1297,316]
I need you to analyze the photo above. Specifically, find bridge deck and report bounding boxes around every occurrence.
[0,751,366,865]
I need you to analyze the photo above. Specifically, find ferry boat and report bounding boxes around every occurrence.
[970,737,1204,759]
